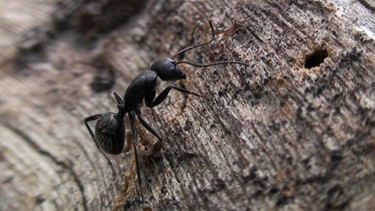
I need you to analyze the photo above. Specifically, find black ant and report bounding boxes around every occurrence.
[84,21,248,205]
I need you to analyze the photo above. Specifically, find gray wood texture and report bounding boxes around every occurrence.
[0,0,374,210]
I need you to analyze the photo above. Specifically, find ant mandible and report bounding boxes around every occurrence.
[84,21,248,204]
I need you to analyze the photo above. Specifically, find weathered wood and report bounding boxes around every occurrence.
[0,0,374,210]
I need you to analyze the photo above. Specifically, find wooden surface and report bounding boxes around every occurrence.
[0,0,374,210]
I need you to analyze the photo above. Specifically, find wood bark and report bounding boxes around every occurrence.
[0,0,374,210]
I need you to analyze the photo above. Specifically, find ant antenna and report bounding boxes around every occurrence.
[171,21,216,59]
[176,60,248,67]
[171,21,248,67]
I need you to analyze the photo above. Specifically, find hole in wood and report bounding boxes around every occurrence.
[304,49,328,69]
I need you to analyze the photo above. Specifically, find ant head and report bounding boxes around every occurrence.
[150,58,186,81]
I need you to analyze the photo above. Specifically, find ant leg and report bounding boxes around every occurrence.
[135,109,162,140]
[84,114,117,179]
[135,109,163,155]
[129,111,144,203]
[84,114,102,147]
[146,85,201,108]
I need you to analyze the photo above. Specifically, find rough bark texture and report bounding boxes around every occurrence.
[0,0,374,210]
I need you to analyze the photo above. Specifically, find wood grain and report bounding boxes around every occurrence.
[0,0,374,210]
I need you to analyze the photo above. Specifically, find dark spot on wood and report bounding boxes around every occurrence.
[209,178,226,193]
[14,27,51,75]
[218,90,224,97]
[269,186,279,195]
[161,185,168,195]
[276,194,289,206]
[177,152,199,163]
[183,119,193,131]
[325,184,351,210]
[252,189,263,198]
[306,103,314,111]
[35,194,46,204]
[253,177,268,189]
[123,199,135,210]
[304,49,328,69]
[89,60,115,92]
[243,166,258,183]
[330,149,343,163]
[302,157,311,170]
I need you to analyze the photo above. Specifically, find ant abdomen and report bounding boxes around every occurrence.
[95,112,125,155]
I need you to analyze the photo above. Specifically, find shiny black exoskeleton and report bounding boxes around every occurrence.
[84,21,248,204]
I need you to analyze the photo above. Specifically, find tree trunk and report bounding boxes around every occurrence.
[0,0,374,210]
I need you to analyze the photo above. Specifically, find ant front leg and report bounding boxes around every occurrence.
[145,85,201,108]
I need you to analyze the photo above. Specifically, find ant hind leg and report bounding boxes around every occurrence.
[129,111,144,203]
